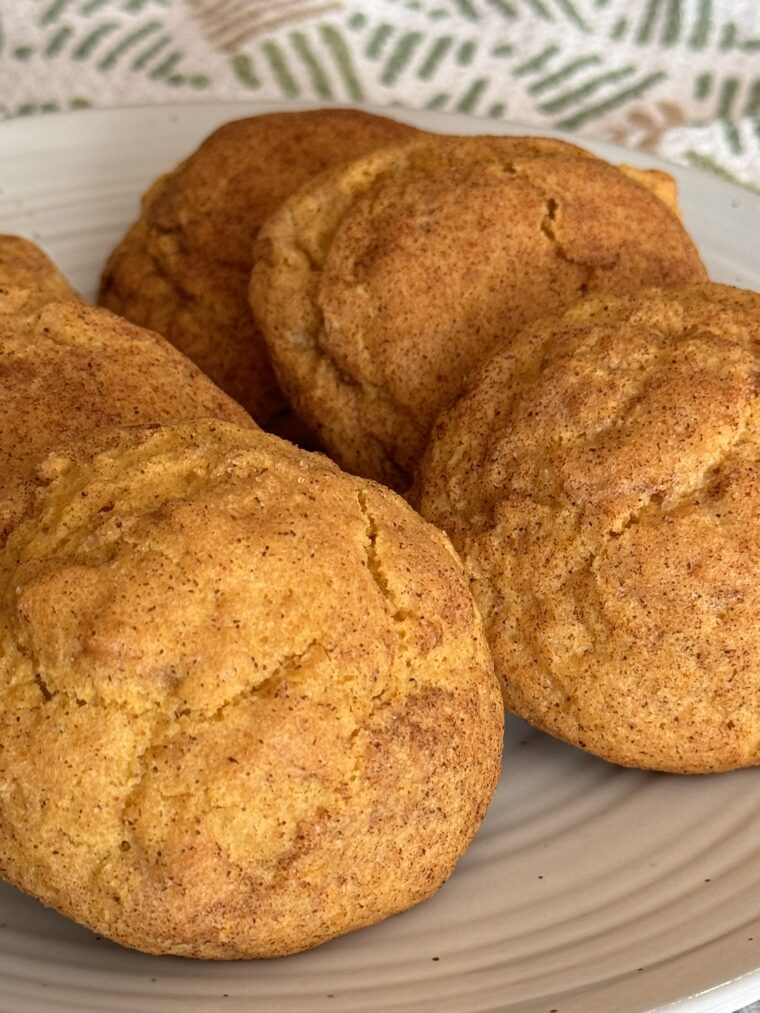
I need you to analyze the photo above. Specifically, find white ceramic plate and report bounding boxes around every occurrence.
[1,102,759,1013]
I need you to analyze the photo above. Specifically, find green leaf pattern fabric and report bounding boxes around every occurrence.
[0,0,758,189]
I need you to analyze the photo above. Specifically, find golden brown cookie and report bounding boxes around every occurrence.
[251,135,706,490]
[0,235,79,313]
[618,165,682,217]
[0,290,252,542]
[415,283,760,774]
[98,109,419,434]
[0,418,503,958]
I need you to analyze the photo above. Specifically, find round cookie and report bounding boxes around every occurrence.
[0,290,252,542]
[250,135,706,490]
[0,419,503,958]
[415,283,760,774]
[98,109,419,434]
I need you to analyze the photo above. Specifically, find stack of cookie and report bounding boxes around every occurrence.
[1,107,757,961]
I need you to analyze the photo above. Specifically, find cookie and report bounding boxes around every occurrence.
[250,135,706,490]
[98,109,419,434]
[0,419,503,957]
[618,165,681,216]
[0,234,79,313]
[0,279,252,542]
[415,284,760,773]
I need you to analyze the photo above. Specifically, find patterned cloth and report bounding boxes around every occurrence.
[0,0,758,190]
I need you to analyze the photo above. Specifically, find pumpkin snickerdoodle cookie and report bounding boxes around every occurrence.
[98,109,419,436]
[415,284,760,774]
[0,234,79,312]
[0,243,251,541]
[0,419,502,957]
[251,135,706,489]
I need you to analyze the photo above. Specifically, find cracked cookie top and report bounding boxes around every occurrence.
[250,135,706,491]
[0,290,252,545]
[415,283,760,773]
[98,109,418,434]
[0,419,502,958]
